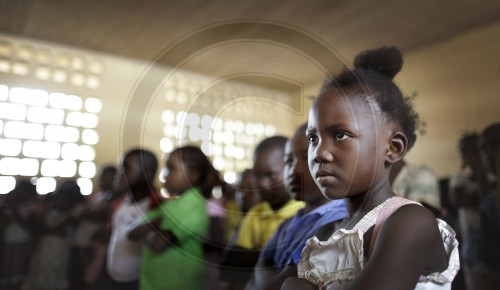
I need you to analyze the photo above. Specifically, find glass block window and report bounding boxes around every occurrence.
[0,84,101,195]
[160,109,276,184]
[0,38,103,89]
[159,77,280,185]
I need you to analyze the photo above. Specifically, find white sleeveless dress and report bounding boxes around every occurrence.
[297,197,460,290]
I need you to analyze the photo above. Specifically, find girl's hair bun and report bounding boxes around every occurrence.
[353,46,403,80]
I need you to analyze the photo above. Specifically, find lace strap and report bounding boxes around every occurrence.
[368,196,420,256]
[352,200,387,234]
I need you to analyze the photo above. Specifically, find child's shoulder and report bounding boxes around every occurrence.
[379,201,444,251]
[389,199,435,222]
[376,202,454,276]
[381,199,437,233]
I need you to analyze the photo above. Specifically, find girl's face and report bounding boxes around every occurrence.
[162,151,197,196]
[307,90,388,200]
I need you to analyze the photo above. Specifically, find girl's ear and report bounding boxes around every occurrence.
[187,169,201,186]
[386,131,408,164]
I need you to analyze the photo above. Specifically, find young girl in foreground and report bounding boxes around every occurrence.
[281,47,459,290]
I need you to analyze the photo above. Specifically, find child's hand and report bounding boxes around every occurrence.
[281,277,317,290]
[149,216,163,227]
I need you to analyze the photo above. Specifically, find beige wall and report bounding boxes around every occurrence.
[396,20,500,178]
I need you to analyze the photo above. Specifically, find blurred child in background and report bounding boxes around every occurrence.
[128,145,219,290]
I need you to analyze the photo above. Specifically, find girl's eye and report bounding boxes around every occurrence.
[335,132,349,141]
[307,134,318,144]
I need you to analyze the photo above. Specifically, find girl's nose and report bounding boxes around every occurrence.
[313,141,334,164]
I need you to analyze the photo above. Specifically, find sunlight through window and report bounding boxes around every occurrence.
[85,98,102,113]
[0,103,27,121]
[59,160,77,177]
[19,158,39,176]
[10,87,48,106]
[81,129,99,145]
[0,157,21,175]
[36,177,56,195]
[78,162,96,178]
[160,89,278,184]
[61,143,80,160]
[77,178,93,195]
[0,176,16,194]
[0,138,22,156]
[0,83,101,194]
[0,85,8,101]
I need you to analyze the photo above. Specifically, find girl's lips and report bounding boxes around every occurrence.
[316,175,337,186]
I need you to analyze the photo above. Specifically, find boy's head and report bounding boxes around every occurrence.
[284,123,324,204]
[458,132,481,169]
[8,180,37,205]
[58,179,84,204]
[480,123,500,176]
[252,136,289,207]
[236,169,262,213]
[99,165,117,192]
[117,148,158,195]
[52,188,76,212]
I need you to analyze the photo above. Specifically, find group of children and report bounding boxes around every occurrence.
[2,45,499,290]
[0,179,89,290]
[447,124,500,290]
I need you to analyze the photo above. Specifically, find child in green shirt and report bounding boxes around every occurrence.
[128,145,221,290]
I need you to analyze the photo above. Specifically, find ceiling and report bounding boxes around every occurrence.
[1,0,500,91]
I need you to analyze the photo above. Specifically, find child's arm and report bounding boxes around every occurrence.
[127,216,162,241]
[280,277,317,290]
[145,229,178,252]
[221,245,261,268]
[252,261,298,290]
[128,216,178,252]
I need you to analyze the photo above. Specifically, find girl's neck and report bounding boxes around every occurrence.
[389,160,405,186]
[130,187,155,203]
[345,181,394,228]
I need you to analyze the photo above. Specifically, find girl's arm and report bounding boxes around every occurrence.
[145,229,177,252]
[251,259,298,290]
[128,216,178,252]
[127,216,162,241]
[346,204,447,290]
